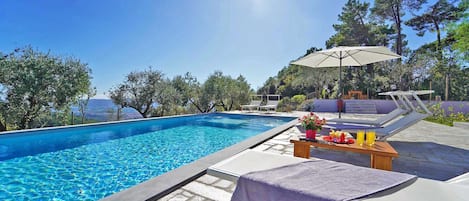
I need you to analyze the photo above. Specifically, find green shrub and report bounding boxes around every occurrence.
[291,95,306,110]
[291,95,306,104]
[277,97,292,112]
[300,99,315,111]
[426,103,469,126]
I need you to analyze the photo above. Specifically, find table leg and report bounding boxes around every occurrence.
[371,154,393,171]
[293,142,311,159]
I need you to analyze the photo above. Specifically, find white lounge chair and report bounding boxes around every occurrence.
[258,100,279,112]
[325,111,429,141]
[372,111,429,140]
[241,100,262,111]
[208,149,469,201]
[327,108,408,127]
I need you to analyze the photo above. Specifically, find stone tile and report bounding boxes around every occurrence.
[196,175,219,185]
[266,139,290,145]
[264,149,283,155]
[159,189,183,201]
[273,134,290,140]
[213,179,233,189]
[252,144,270,151]
[284,147,294,153]
[182,191,193,197]
[167,195,189,201]
[229,184,237,192]
[271,144,285,150]
[188,195,208,201]
[183,181,232,201]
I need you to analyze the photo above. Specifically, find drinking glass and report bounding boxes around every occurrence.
[366,130,376,146]
[356,130,365,146]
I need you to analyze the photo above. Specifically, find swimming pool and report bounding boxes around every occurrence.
[0,113,294,200]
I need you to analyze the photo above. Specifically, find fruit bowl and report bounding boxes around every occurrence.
[322,136,355,144]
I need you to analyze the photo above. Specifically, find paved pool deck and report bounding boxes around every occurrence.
[158,111,469,201]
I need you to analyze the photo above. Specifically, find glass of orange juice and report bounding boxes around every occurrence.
[366,130,376,146]
[356,130,365,146]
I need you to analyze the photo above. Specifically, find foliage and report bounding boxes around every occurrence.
[299,112,327,130]
[405,0,463,54]
[259,47,338,98]
[153,79,182,116]
[276,95,308,112]
[77,86,97,123]
[447,0,469,62]
[291,95,306,110]
[426,102,469,126]
[0,47,92,130]
[326,0,392,48]
[405,0,465,100]
[449,21,469,61]
[109,67,164,118]
[277,97,292,112]
[371,0,425,56]
[299,99,315,112]
[201,71,251,112]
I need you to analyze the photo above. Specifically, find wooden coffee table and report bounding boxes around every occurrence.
[290,138,398,171]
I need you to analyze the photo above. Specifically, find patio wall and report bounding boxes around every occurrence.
[310,99,469,115]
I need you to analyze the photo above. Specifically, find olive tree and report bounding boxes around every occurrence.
[0,47,92,130]
[109,67,164,118]
[77,86,97,123]
[202,71,251,111]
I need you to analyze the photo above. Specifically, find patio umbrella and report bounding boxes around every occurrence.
[291,46,400,118]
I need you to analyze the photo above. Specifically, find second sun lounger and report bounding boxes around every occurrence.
[325,111,429,141]
[258,100,279,112]
[241,100,262,111]
[327,108,408,127]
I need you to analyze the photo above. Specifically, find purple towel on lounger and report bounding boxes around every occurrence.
[231,160,416,201]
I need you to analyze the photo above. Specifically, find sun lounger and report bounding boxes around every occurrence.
[258,100,279,112]
[327,108,408,127]
[208,149,469,201]
[324,111,429,141]
[241,100,262,111]
[372,111,429,140]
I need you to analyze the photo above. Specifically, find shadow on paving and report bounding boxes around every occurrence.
[309,141,469,181]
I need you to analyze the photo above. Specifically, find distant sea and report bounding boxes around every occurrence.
[70,99,142,122]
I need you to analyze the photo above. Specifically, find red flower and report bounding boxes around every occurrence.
[299,113,326,130]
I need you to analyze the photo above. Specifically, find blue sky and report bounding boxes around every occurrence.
[0,0,436,99]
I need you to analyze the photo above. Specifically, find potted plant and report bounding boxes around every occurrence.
[299,112,326,139]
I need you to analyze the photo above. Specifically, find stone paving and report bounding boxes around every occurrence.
[158,112,469,201]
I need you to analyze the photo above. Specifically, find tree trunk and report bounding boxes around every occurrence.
[395,4,402,56]
[434,20,443,61]
[445,74,449,101]
[0,120,6,131]
[189,99,205,113]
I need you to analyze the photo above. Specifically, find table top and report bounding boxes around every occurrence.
[290,138,399,157]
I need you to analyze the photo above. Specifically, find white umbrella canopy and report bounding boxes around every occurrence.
[292,46,401,67]
[291,46,401,118]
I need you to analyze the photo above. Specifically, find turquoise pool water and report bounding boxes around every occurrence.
[0,113,294,200]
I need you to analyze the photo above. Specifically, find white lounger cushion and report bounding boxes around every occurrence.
[446,172,469,186]
[328,108,407,126]
[207,149,308,181]
[365,178,469,201]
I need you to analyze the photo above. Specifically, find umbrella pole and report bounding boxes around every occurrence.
[339,52,342,118]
